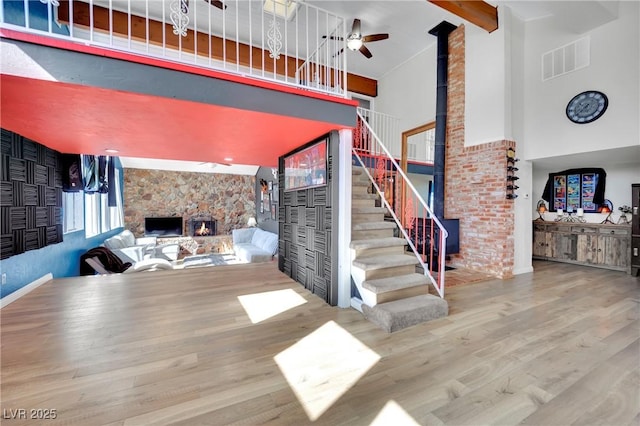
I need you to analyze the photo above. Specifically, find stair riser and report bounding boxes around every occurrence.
[352,198,377,207]
[362,265,416,280]
[352,229,395,239]
[353,246,405,258]
[352,213,385,223]
[374,286,429,304]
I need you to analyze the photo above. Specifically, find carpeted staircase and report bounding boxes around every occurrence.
[351,167,448,332]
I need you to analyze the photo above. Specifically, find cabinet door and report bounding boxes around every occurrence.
[576,233,598,264]
[552,232,577,260]
[533,227,550,257]
[597,228,631,268]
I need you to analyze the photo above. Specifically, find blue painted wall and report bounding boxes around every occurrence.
[0,159,125,299]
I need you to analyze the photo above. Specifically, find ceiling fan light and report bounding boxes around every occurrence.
[347,37,363,51]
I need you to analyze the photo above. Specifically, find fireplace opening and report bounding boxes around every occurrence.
[187,218,216,237]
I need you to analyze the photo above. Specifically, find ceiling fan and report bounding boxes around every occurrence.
[323,18,389,59]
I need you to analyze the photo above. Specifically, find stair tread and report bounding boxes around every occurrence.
[350,237,407,250]
[353,254,418,270]
[352,222,396,231]
[352,168,364,175]
[362,273,429,293]
[362,294,449,333]
[353,180,369,187]
[352,207,387,214]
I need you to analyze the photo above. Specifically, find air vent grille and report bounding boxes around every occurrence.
[542,37,590,81]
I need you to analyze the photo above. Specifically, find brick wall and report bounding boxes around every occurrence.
[124,168,255,237]
[445,25,515,279]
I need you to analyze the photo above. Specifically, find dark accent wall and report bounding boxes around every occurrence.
[255,166,278,234]
[278,132,340,306]
[1,128,63,259]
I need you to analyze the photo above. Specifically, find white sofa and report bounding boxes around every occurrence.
[104,230,180,263]
[232,228,278,263]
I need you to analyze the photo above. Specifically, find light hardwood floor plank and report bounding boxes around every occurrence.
[1,260,638,425]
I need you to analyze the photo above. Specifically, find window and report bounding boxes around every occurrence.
[84,159,124,238]
[62,191,84,234]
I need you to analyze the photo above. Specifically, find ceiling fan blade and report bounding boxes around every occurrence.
[204,0,226,10]
[351,18,361,36]
[362,33,389,43]
[359,44,373,59]
[322,35,345,41]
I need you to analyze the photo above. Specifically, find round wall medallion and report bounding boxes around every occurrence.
[566,90,608,124]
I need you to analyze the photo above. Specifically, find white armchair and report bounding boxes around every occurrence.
[104,230,180,263]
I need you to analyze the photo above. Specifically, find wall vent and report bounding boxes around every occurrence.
[542,36,590,81]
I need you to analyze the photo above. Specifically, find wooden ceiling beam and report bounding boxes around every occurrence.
[57,1,377,97]
[428,0,498,33]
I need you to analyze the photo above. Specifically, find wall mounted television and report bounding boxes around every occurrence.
[284,138,327,192]
[144,216,183,237]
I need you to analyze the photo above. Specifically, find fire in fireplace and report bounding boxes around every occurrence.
[187,218,216,237]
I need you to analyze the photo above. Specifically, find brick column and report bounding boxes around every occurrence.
[445,25,515,279]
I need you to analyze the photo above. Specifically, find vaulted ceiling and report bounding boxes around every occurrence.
[1,1,619,174]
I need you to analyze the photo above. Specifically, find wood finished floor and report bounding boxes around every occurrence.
[1,261,638,425]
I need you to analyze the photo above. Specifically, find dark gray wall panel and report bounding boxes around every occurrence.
[0,128,63,259]
[278,131,339,306]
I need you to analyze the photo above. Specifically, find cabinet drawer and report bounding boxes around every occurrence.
[598,228,630,236]
[533,224,547,232]
[571,226,597,234]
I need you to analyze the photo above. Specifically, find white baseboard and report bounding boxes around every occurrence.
[1,273,53,309]
[512,266,534,275]
[350,297,363,313]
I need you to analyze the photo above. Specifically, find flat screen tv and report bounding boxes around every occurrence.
[284,138,327,192]
[144,216,183,237]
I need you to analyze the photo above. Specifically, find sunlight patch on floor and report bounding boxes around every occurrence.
[371,400,420,426]
[237,289,307,324]
[274,320,380,421]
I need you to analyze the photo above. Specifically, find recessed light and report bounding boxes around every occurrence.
[224,157,233,162]
[105,148,119,153]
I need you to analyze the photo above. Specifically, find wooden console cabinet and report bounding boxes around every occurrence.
[533,221,631,272]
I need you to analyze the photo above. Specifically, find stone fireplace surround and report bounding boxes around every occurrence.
[124,168,255,255]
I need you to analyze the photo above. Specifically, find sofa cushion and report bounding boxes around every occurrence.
[234,243,272,263]
[104,230,137,250]
[104,234,126,250]
[250,228,278,255]
[120,230,136,247]
[232,228,257,245]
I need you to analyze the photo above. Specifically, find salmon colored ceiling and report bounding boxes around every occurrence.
[1,74,349,168]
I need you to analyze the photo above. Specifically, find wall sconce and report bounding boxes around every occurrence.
[247,217,257,227]
[536,200,547,221]
[599,199,614,224]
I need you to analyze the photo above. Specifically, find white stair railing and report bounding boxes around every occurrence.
[353,108,448,298]
[0,0,348,97]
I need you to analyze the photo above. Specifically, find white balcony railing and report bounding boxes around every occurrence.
[1,0,348,97]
